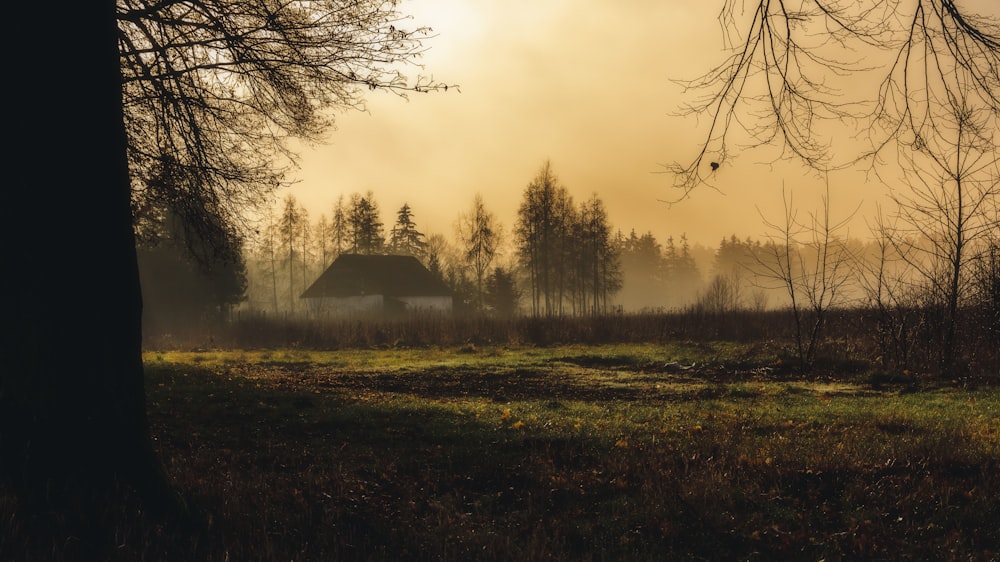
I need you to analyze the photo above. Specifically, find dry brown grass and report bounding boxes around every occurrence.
[7,344,996,560]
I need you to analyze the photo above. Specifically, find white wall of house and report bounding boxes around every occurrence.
[399,296,453,313]
[304,294,384,316]
[302,294,452,316]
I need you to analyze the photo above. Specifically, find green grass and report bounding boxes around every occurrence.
[8,343,999,560]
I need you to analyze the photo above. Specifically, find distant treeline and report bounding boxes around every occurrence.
[137,160,998,378]
[140,305,997,379]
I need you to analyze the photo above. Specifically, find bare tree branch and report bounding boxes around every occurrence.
[670,0,1000,199]
[118,0,456,255]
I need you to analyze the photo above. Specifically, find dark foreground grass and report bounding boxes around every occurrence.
[4,343,999,561]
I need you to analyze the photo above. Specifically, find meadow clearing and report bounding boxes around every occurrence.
[106,342,1000,561]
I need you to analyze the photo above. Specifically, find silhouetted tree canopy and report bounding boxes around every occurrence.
[457,194,503,311]
[138,232,247,339]
[516,161,576,316]
[119,0,451,258]
[485,267,520,318]
[389,203,428,258]
[347,191,386,254]
[671,0,1000,195]
[4,1,451,555]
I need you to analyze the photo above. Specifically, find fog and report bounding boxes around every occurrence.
[141,0,997,332]
[281,0,885,250]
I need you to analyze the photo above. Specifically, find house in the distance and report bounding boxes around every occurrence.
[301,254,452,316]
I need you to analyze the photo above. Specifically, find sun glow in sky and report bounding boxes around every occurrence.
[282,0,994,249]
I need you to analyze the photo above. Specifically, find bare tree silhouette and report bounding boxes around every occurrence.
[670,0,1000,197]
[3,0,450,553]
[671,1,999,373]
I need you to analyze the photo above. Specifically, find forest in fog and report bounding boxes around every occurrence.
[137,159,998,350]
[9,2,1000,561]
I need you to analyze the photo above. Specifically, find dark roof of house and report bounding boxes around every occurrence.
[301,254,452,299]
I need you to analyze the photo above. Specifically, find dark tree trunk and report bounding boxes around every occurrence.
[2,0,175,554]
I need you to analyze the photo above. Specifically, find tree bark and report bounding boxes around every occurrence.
[2,0,176,553]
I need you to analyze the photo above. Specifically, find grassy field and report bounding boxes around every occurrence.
[114,343,997,561]
[6,342,997,560]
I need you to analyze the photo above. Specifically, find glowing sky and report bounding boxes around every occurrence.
[282,0,993,248]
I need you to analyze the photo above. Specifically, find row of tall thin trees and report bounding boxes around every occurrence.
[514,161,622,316]
[244,190,505,315]
[242,161,630,317]
[671,0,1000,376]
[689,183,998,374]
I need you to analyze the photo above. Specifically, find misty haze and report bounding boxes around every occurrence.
[5,1,998,561]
